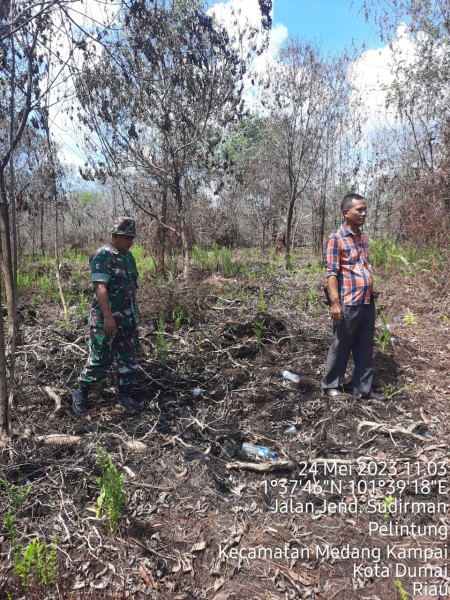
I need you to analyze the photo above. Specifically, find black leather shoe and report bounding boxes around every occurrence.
[343,383,355,394]
[118,391,142,411]
[72,387,89,415]
[324,388,345,399]
[361,390,386,400]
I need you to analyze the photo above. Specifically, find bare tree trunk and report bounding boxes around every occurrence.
[157,188,167,275]
[0,199,8,442]
[8,0,19,410]
[0,1,14,441]
[31,213,36,259]
[173,166,189,275]
[40,202,45,256]
[0,274,9,443]
[284,195,295,269]
[0,176,15,335]
[43,111,67,317]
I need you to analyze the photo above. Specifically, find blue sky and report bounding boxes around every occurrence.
[272,0,383,52]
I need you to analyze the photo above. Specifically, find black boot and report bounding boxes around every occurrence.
[117,386,142,411]
[72,386,90,415]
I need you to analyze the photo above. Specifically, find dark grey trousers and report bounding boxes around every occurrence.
[322,302,375,395]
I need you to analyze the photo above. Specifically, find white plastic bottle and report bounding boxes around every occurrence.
[242,442,276,459]
[281,370,300,383]
[283,425,297,435]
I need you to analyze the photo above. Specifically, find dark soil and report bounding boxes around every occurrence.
[1,252,449,600]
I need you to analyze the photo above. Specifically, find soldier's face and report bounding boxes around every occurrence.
[112,234,135,253]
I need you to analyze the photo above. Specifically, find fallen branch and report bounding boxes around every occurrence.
[226,460,296,472]
[36,434,82,446]
[357,420,427,440]
[44,386,62,412]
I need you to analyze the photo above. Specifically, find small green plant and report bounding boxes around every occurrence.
[94,446,126,534]
[59,315,72,335]
[269,246,277,262]
[4,507,16,541]
[76,292,89,321]
[16,269,35,296]
[212,243,219,270]
[192,244,220,271]
[257,286,266,312]
[441,314,449,323]
[308,257,322,274]
[221,245,233,276]
[265,262,275,278]
[308,286,317,308]
[382,495,395,522]
[396,578,408,599]
[288,248,296,270]
[403,309,418,326]
[155,314,171,362]
[252,319,264,348]
[376,312,391,352]
[0,478,31,508]
[14,537,57,591]
[172,305,183,328]
[131,243,156,275]
[383,382,416,399]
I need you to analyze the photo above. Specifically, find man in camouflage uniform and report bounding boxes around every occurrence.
[72,217,142,414]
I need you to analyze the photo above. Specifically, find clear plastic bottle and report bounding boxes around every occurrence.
[281,370,300,383]
[242,442,276,459]
[283,425,297,435]
[192,388,202,396]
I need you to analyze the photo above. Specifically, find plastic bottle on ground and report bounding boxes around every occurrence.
[242,442,276,459]
[192,388,202,396]
[281,370,300,383]
[283,425,297,435]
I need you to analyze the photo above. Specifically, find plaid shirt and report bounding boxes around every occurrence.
[325,224,373,305]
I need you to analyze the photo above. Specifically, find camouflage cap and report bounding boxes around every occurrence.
[108,216,139,237]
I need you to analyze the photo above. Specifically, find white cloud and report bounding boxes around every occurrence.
[209,0,288,113]
[349,24,417,130]
[48,1,121,167]
[209,0,267,29]
[209,0,287,69]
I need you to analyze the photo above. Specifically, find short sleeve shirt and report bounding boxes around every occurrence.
[325,224,373,305]
[89,242,139,328]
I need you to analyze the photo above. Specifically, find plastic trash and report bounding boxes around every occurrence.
[390,337,396,342]
[283,425,297,435]
[386,324,391,331]
[281,370,300,383]
[242,442,276,459]
[192,388,202,396]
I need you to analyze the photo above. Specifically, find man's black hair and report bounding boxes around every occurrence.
[341,193,365,212]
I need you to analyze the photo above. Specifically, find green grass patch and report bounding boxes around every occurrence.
[131,244,156,276]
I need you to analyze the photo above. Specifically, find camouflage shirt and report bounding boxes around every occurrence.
[88,242,139,328]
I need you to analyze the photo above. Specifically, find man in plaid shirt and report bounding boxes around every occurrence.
[321,193,384,400]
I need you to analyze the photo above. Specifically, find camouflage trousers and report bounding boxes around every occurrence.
[78,326,139,389]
